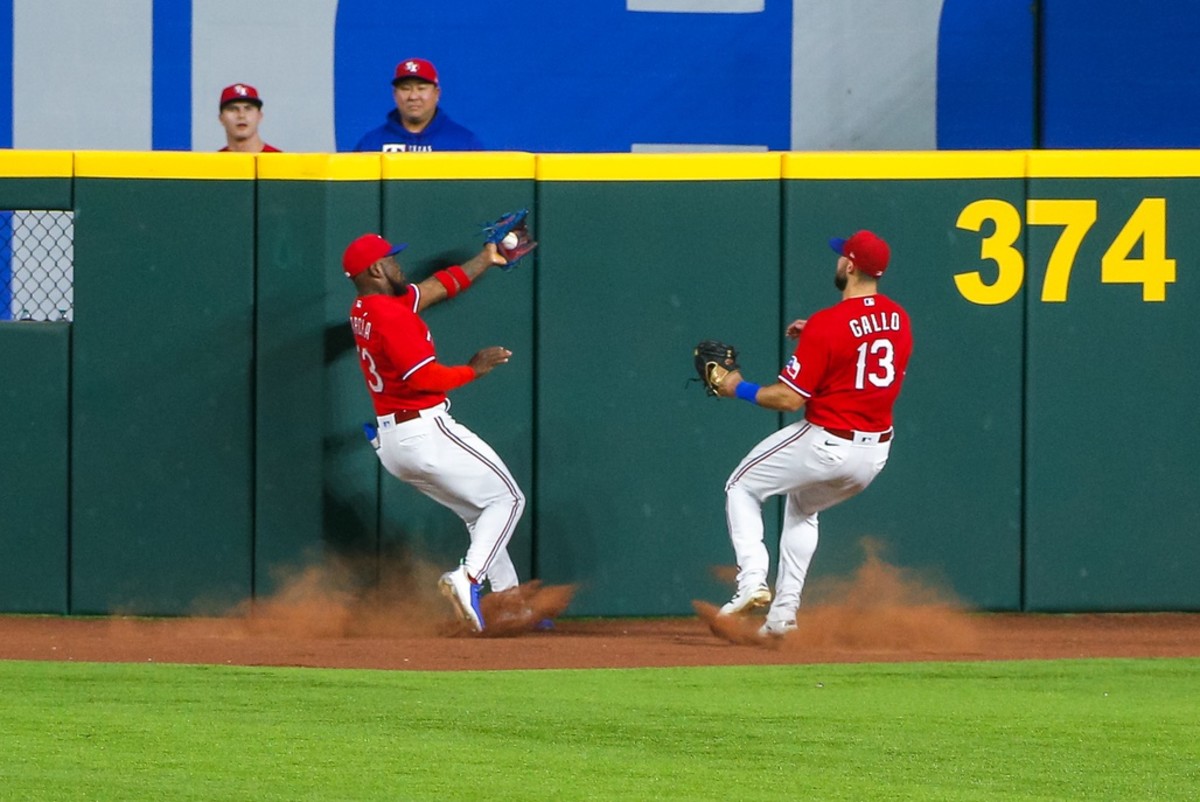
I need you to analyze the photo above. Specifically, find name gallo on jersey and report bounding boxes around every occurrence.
[848,311,902,338]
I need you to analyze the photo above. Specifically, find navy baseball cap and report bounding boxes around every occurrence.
[343,234,407,278]
[829,230,890,277]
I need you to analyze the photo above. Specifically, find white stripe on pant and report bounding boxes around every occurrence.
[376,407,525,591]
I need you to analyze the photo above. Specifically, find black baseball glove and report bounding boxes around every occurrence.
[482,208,538,270]
[693,340,740,396]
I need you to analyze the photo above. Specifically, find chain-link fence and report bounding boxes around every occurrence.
[1,210,75,322]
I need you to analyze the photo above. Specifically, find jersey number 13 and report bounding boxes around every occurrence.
[855,339,896,389]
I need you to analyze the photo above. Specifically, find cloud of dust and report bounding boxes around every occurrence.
[214,554,577,640]
[790,537,979,652]
[699,537,981,654]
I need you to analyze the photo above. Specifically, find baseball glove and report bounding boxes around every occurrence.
[482,208,538,270]
[693,340,740,396]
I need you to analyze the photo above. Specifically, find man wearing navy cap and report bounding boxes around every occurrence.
[352,58,484,152]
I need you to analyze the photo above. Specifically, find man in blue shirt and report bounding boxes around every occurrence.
[353,58,484,152]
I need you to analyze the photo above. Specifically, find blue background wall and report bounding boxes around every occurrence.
[1038,1,1200,148]
[4,1,1200,154]
[935,0,1035,149]
[936,0,1200,149]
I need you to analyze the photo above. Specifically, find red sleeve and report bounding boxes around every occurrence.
[406,362,476,392]
[372,293,436,380]
[779,313,831,396]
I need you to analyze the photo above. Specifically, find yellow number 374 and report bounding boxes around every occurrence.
[954,198,1176,304]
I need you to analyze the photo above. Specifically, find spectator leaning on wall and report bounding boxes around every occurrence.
[217,83,281,153]
[352,58,484,152]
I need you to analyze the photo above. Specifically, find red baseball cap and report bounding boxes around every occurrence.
[392,58,439,86]
[343,234,407,278]
[219,83,263,109]
[829,230,890,277]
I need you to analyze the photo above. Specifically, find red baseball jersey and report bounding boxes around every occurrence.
[779,294,912,432]
[350,287,447,413]
[218,144,281,152]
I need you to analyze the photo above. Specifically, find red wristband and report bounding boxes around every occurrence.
[434,269,459,297]
[447,265,471,290]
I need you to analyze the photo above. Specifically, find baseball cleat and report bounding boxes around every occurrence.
[719,584,772,615]
[439,565,484,633]
[757,618,798,639]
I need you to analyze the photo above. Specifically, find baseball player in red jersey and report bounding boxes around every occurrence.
[713,230,912,639]
[343,232,523,634]
[216,84,281,153]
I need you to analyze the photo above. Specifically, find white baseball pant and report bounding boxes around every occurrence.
[376,403,524,591]
[725,420,891,626]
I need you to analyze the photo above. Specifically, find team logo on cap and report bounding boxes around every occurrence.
[234,84,250,96]
[403,61,420,74]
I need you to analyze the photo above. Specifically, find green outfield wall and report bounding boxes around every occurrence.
[70,153,257,615]
[0,150,1195,617]
[0,322,70,612]
[254,154,384,597]
[1021,152,1200,610]
[0,151,72,613]
[535,154,785,614]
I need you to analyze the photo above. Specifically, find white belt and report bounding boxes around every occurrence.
[377,400,449,430]
[822,425,893,445]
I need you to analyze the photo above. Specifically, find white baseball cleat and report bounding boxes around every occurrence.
[719,584,771,615]
[757,618,798,639]
[439,565,484,633]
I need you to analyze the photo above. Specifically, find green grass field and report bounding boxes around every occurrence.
[1,658,1197,801]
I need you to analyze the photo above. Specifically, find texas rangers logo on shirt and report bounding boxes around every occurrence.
[785,355,801,379]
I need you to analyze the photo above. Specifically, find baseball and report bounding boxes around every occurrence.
[501,232,519,249]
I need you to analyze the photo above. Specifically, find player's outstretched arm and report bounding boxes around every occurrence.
[467,346,512,378]
[415,244,507,312]
[459,244,507,282]
[752,382,807,412]
[405,349,510,393]
[716,369,806,412]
